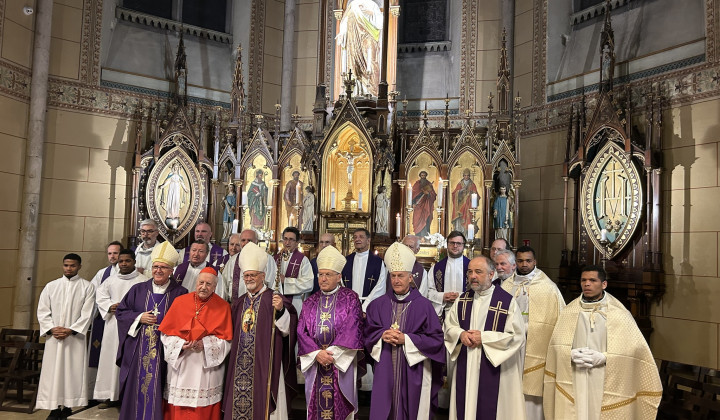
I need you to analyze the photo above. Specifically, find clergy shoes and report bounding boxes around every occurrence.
[60,407,72,419]
[45,408,61,420]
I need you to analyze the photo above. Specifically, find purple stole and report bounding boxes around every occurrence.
[89,265,113,368]
[231,255,242,304]
[173,261,217,285]
[432,256,470,292]
[342,252,383,297]
[455,286,513,420]
[274,250,304,279]
[183,243,226,267]
[315,293,340,419]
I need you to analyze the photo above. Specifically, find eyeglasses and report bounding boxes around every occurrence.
[151,265,172,271]
[244,273,263,280]
[139,229,157,234]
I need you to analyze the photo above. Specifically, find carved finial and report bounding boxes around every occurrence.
[344,70,356,98]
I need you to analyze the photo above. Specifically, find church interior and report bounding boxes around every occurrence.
[0,0,719,417]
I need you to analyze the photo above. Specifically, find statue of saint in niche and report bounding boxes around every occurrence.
[336,0,383,97]
[451,168,479,236]
[222,183,237,240]
[492,186,513,241]
[283,170,303,226]
[157,161,189,228]
[374,185,389,234]
[247,169,268,229]
[302,185,315,232]
[411,171,437,237]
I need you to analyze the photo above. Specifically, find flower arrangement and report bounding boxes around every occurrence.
[425,233,447,261]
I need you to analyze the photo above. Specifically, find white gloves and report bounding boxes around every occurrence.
[571,347,606,368]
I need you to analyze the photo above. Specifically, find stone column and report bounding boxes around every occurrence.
[502,0,515,116]
[280,0,297,131]
[14,0,54,329]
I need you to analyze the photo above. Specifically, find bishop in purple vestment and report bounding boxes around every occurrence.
[115,243,188,420]
[365,242,445,420]
[298,245,364,420]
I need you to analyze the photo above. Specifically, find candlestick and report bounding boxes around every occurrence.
[358,189,363,210]
[396,213,401,237]
[241,192,248,206]
[331,189,336,210]
[467,223,475,240]
[438,177,443,207]
[471,193,478,209]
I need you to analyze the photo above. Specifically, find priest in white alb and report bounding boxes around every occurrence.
[93,249,148,407]
[36,253,96,419]
[544,265,662,420]
[444,255,526,419]
[159,267,232,420]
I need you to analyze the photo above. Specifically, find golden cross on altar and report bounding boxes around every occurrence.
[457,294,474,321]
[488,301,508,331]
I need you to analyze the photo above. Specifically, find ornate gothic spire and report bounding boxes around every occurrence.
[174,31,187,106]
[599,0,616,92]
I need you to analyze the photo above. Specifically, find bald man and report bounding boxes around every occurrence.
[310,233,336,295]
[179,222,229,268]
[222,229,277,304]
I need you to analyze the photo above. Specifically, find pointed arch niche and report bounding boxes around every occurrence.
[447,152,484,239]
[321,123,373,212]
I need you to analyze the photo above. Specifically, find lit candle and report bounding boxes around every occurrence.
[232,219,239,233]
[296,182,301,204]
[600,228,608,242]
[471,193,478,209]
[358,189,363,210]
[331,188,336,210]
[467,223,474,240]
[241,192,248,206]
[396,213,401,237]
[438,177,443,207]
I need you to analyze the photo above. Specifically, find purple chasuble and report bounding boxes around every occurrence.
[223,289,298,420]
[89,265,113,368]
[115,279,187,420]
[365,289,445,420]
[454,286,513,420]
[342,252,383,297]
[297,288,364,420]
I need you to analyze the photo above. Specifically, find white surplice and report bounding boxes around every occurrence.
[134,242,157,275]
[428,256,465,316]
[349,250,387,313]
[278,254,314,314]
[36,275,96,409]
[93,270,148,401]
[444,285,526,420]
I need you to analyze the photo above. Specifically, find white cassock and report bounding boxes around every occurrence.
[88,264,117,391]
[278,254,313,314]
[161,335,231,408]
[414,266,430,298]
[36,275,95,409]
[222,252,277,301]
[134,242,157,275]
[428,256,465,316]
[93,269,148,401]
[444,285,526,420]
[349,250,387,313]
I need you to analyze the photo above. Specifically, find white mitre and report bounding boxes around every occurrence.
[239,241,268,273]
[151,242,180,267]
[316,246,346,274]
[384,242,416,273]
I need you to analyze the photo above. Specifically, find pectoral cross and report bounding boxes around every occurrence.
[488,301,509,331]
[151,304,160,317]
[457,294,474,321]
[391,322,400,330]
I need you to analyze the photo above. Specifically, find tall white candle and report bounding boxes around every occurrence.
[296,182,301,204]
[438,177,443,207]
[268,183,274,206]
[358,189,363,210]
[331,189,336,209]
[467,223,474,240]
[407,184,412,205]
[232,219,239,233]
[471,193,478,209]
[241,192,248,206]
[396,213,401,237]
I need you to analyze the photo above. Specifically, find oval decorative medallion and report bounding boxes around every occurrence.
[580,140,643,258]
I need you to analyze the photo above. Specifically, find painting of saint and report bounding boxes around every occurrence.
[336,0,383,97]
[283,170,303,226]
[411,171,437,237]
[450,168,478,236]
[247,169,268,229]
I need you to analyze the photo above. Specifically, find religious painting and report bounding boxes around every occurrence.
[321,123,372,212]
[243,155,272,232]
[581,140,643,258]
[280,154,312,233]
[406,153,440,240]
[334,0,384,98]
[145,145,205,242]
[447,153,483,240]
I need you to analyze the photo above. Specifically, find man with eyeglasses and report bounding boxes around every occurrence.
[116,242,188,420]
[135,219,160,275]
[222,229,277,305]
[273,226,313,314]
[309,233,337,295]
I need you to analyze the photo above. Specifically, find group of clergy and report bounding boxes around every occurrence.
[34,219,663,420]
